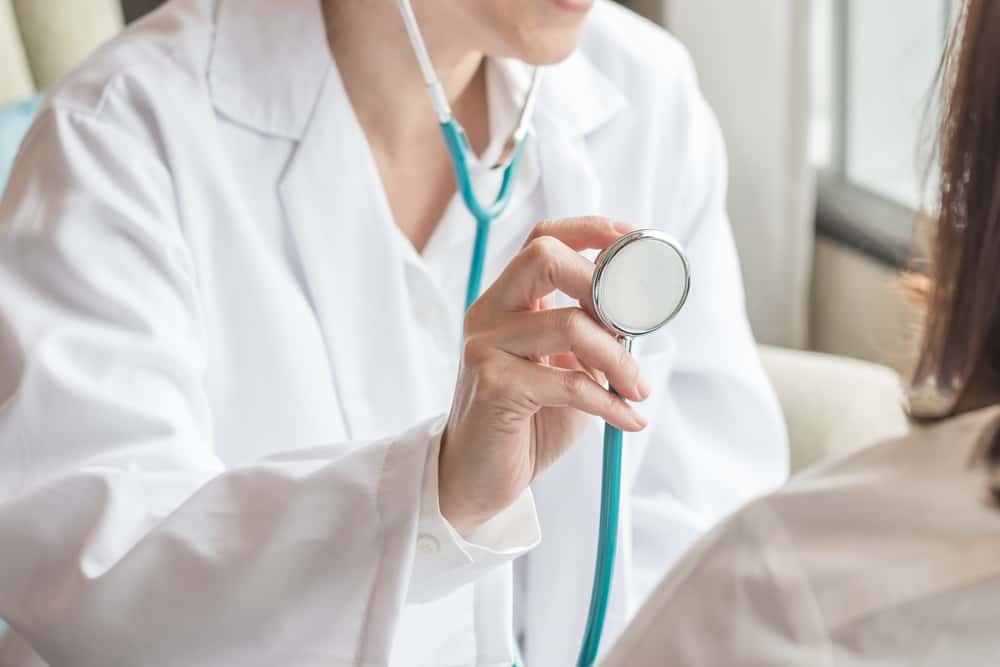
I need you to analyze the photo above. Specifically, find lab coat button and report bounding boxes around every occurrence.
[417,533,441,555]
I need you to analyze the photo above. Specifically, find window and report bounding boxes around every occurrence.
[812,0,954,264]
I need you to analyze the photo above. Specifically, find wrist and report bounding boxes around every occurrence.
[438,428,497,536]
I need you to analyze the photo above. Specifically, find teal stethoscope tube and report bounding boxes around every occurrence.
[444,117,622,667]
[439,120,524,309]
[576,402,624,667]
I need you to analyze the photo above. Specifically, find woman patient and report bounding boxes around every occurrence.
[605,1,1000,664]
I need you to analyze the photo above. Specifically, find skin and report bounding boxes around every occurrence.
[323,0,648,535]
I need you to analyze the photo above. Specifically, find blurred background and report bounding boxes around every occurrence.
[625,0,949,376]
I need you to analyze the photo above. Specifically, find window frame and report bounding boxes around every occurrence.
[816,0,953,267]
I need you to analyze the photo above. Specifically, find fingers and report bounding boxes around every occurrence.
[488,236,597,310]
[515,359,647,432]
[476,217,632,312]
[487,308,647,401]
[525,217,632,251]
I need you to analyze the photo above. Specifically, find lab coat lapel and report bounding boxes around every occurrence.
[211,0,435,441]
[278,68,434,442]
[537,123,604,224]
[529,47,627,224]
[209,0,329,140]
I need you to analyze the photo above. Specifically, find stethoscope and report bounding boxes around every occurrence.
[395,0,541,309]
[396,3,691,665]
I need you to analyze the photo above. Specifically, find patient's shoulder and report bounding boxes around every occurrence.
[758,406,1000,630]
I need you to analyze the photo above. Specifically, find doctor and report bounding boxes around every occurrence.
[0,0,786,665]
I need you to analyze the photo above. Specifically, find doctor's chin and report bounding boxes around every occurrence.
[0,0,997,666]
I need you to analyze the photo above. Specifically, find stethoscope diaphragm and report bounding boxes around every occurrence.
[592,229,691,340]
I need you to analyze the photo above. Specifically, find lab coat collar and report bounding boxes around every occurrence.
[208,0,627,141]
[209,0,331,139]
[487,52,628,140]
[526,51,628,139]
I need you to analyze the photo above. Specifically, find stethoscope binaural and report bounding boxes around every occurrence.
[396,0,541,309]
[396,3,691,665]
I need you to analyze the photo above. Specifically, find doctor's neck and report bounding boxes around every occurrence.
[323,0,489,155]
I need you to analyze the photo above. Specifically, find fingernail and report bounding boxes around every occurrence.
[614,221,634,234]
[636,377,651,400]
[630,410,648,430]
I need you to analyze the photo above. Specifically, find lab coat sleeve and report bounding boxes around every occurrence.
[629,45,790,601]
[411,432,541,603]
[602,499,832,666]
[0,107,533,666]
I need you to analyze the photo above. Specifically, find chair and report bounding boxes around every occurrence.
[0,0,123,104]
[760,345,908,473]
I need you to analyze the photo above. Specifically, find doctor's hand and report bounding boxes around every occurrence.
[440,217,650,535]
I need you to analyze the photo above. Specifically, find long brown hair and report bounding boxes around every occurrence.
[911,0,1000,483]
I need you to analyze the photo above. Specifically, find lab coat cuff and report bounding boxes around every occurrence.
[407,423,541,603]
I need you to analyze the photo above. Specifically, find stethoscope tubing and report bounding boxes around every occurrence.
[397,2,621,664]
[443,77,617,667]
[577,410,625,666]
[438,120,525,309]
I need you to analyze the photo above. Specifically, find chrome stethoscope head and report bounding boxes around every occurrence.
[592,229,692,341]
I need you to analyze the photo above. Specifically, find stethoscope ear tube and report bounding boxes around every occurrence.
[399,0,538,309]
[395,0,452,122]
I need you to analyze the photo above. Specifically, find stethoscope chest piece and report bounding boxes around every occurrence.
[592,229,691,340]
[576,230,691,667]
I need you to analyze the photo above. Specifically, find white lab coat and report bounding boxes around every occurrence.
[0,1,787,665]
[604,406,1000,666]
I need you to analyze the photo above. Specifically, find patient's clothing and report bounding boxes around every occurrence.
[604,406,1000,666]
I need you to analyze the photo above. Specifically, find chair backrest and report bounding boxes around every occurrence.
[0,0,123,104]
[759,345,909,473]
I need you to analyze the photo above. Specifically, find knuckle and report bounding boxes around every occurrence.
[563,370,589,398]
[531,219,556,240]
[562,309,588,342]
[523,237,562,290]
[463,299,492,335]
[525,235,560,263]
[475,369,501,400]
[462,335,492,367]
[475,360,512,400]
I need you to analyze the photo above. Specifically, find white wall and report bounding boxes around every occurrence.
[621,1,917,369]
[658,0,815,348]
[811,236,919,374]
